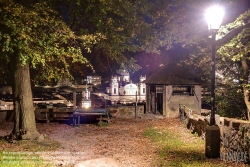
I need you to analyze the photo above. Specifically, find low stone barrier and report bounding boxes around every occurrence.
[180,106,250,163]
[186,114,209,136]
[107,105,144,118]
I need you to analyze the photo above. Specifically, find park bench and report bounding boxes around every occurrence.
[35,108,74,123]
[72,108,111,127]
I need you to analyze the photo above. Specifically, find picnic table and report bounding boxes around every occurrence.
[73,108,111,127]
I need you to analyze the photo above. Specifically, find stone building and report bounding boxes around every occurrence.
[144,64,204,118]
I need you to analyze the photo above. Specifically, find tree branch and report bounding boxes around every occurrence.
[216,23,250,47]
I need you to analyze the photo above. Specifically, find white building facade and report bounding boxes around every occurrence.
[106,73,146,104]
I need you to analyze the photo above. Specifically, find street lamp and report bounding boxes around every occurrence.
[205,5,224,125]
[85,78,89,100]
[82,78,91,108]
[205,5,224,158]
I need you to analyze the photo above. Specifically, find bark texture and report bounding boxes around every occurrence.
[10,55,40,140]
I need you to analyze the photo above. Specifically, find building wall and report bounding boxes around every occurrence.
[121,75,130,82]
[87,76,101,85]
[165,96,196,117]
[139,83,146,96]
[119,84,138,95]
[164,85,202,118]
[146,85,151,113]
[146,85,202,118]
[162,85,167,116]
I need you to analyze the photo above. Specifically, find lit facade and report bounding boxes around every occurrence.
[106,71,146,104]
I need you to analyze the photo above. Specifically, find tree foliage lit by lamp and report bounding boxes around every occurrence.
[205,5,224,125]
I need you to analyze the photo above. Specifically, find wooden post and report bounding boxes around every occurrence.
[135,91,137,118]
[73,92,76,108]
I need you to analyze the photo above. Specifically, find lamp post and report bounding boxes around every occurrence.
[85,78,89,100]
[205,5,224,126]
[82,78,91,108]
[205,5,224,158]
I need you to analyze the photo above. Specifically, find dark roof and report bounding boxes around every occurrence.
[144,64,204,85]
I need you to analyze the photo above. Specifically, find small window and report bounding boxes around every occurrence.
[156,86,163,93]
[172,86,194,96]
[143,88,145,94]
[114,88,116,94]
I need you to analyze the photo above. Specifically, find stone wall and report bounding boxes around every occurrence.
[220,118,250,159]
[186,114,209,137]
[180,106,250,163]
[107,105,145,118]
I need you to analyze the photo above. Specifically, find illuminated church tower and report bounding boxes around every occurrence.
[110,76,119,95]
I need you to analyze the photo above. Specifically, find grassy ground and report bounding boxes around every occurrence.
[143,123,248,167]
[0,137,60,167]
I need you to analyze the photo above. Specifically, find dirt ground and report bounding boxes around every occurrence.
[1,114,172,167]
[2,114,249,167]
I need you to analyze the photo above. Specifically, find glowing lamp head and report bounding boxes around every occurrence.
[205,5,224,30]
[82,99,91,108]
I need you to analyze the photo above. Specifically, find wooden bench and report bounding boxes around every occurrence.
[73,108,111,127]
[37,109,74,123]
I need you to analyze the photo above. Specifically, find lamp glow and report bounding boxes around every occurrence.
[205,6,224,30]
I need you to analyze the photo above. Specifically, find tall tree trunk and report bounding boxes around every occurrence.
[241,59,250,120]
[10,55,40,140]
